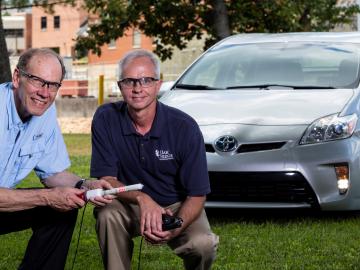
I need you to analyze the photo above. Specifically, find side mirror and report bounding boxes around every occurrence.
[158,81,174,97]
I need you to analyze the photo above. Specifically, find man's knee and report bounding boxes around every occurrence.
[95,205,114,221]
[34,207,78,229]
[174,232,219,270]
[64,208,78,225]
[191,233,219,258]
[94,201,137,233]
[94,204,122,230]
[174,232,219,258]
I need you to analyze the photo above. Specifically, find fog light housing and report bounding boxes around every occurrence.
[334,164,349,195]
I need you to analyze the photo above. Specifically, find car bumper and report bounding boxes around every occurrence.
[205,133,360,210]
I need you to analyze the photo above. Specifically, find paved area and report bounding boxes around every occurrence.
[58,117,92,134]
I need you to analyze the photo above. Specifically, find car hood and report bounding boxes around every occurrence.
[160,89,354,125]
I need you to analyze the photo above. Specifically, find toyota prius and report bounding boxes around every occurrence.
[160,32,360,210]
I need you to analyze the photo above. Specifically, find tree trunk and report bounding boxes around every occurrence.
[210,0,231,41]
[299,7,312,32]
[0,1,12,84]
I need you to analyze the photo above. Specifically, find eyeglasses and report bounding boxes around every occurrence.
[17,68,62,92]
[117,77,159,89]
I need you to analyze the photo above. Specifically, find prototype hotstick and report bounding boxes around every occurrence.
[84,183,144,200]
[81,183,182,231]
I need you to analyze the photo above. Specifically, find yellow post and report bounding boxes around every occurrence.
[98,75,104,106]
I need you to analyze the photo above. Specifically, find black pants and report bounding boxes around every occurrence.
[0,207,78,270]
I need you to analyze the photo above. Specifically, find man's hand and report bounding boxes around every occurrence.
[142,196,206,244]
[46,187,86,211]
[137,193,181,244]
[143,216,183,244]
[82,179,115,206]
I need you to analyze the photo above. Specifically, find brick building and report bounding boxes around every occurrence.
[31,3,87,58]
[85,27,154,97]
[5,3,204,97]
[3,12,32,55]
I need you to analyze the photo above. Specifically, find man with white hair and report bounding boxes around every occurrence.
[91,49,219,270]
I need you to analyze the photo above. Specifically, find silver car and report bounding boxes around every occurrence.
[160,32,360,210]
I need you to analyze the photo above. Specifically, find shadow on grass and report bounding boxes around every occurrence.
[206,207,360,224]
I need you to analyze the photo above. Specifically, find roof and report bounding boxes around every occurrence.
[218,32,360,46]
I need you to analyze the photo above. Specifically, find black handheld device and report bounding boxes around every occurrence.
[162,214,183,231]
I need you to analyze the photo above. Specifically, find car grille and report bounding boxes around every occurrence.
[205,144,216,153]
[237,142,286,153]
[207,171,318,206]
[205,142,286,153]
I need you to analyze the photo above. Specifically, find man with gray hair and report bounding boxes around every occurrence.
[0,48,113,269]
[91,49,219,270]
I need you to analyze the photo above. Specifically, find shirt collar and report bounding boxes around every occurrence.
[122,104,136,135]
[149,102,165,138]
[7,83,24,130]
[122,101,165,138]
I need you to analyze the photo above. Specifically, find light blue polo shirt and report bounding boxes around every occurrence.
[0,82,70,188]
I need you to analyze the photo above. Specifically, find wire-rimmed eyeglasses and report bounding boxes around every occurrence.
[17,67,62,92]
[117,77,159,89]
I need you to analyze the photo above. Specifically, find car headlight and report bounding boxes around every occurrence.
[299,113,357,145]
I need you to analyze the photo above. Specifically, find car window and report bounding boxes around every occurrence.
[176,42,360,89]
[180,51,222,87]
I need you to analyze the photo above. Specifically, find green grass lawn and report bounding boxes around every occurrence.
[2,134,360,269]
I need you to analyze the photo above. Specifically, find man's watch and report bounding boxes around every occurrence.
[75,178,86,189]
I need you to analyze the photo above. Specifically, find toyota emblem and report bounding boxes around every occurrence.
[214,135,238,152]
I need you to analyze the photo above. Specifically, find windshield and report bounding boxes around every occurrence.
[176,42,360,90]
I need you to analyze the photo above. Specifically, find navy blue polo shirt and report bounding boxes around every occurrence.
[90,101,210,206]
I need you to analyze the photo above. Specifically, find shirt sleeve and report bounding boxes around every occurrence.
[90,107,119,178]
[35,109,70,180]
[178,120,211,196]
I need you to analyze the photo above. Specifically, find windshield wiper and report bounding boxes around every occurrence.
[226,84,295,89]
[226,84,337,90]
[292,85,337,89]
[175,84,222,90]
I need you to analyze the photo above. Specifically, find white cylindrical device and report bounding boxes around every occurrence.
[86,183,144,200]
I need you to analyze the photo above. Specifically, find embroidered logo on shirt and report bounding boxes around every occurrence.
[33,133,43,140]
[155,149,174,160]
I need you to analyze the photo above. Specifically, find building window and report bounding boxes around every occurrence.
[54,16,60,29]
[49,47,60,54]
[41,16,47,30]
[108,39,116,49]
[133,29,141,48]
[4,29,24,37]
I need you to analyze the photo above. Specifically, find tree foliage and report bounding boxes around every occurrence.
[0,1,14,83]
[76,0,360,61]
[0,0,359,83]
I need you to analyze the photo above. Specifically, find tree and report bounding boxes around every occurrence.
[1,0,359,83]
[76,0,360,61]
[0,1,12,83]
